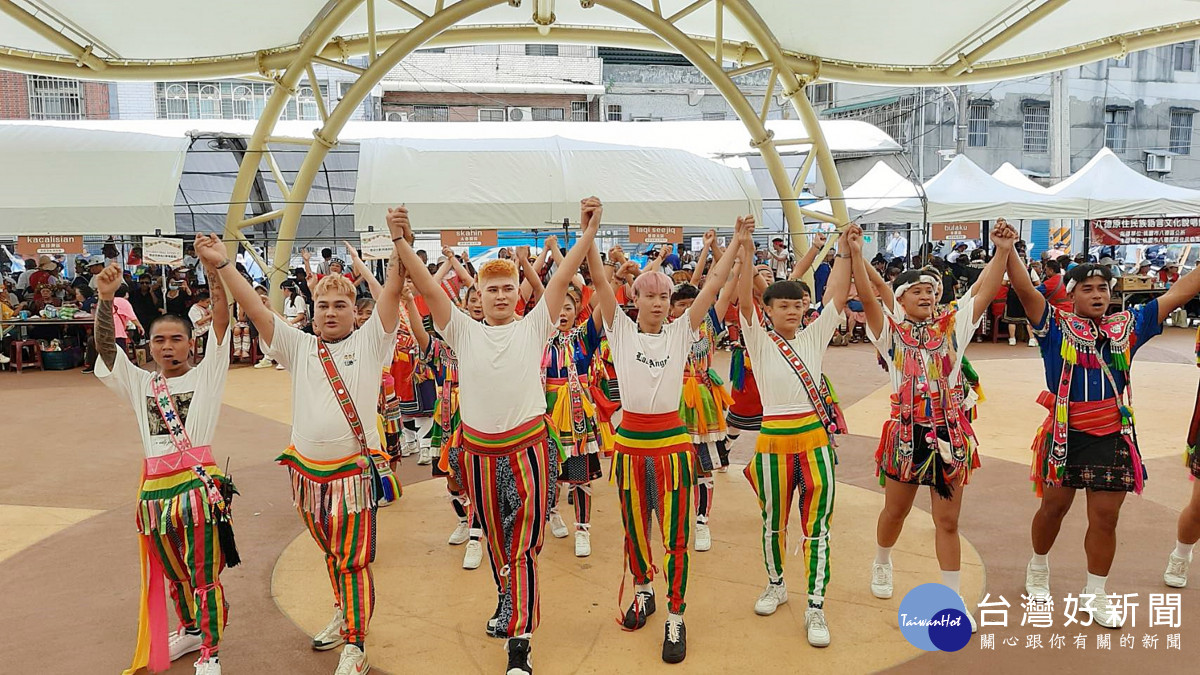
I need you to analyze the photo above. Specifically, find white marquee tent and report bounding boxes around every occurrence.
[1046,147,1200,218]
[806,161,920,220]
[991,162,1051,194]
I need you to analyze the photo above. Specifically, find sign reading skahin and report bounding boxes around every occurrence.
[898,583,973,652]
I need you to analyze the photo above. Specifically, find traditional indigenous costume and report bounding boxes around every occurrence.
[868,276,986,499]
[740,304,845,609]
[263,313,398,653]
[1028,286,1163,495]
[725,302,764,435]
[98,327,237,675]
[677,308,733,542]
[543,314,610,533]
[604,308,696,647]
[437,301,559,641]
[392,309,437,460]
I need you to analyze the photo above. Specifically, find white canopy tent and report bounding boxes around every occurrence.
[354,135,762,231]
[992,162,1051,193]
[1046,147,1200,218]
[807,161,920,220]
[0,122,187,236]
[857,154,1072,223]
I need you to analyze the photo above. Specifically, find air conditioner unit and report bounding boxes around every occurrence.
[507,106,534,122]
[386,112,408,122]
[1146,151,1173,173]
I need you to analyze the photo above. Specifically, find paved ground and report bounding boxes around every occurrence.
[1,326,1197,674]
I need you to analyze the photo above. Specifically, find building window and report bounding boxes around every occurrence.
[1170,109,1194,155]
[532,107,564,121]
[525,44,559,57]
[571,101,589,122]
[1174,41,1196,71]
[163,83,189,119]
[27,76,82,120]
[606,104,623,122]
[412,105,449,122]
[967,102,989,147]
[632,116,663,122]
[1022,102,1050,153]
[824,94,917,146]
[296,86,319,120]
[807,83,834,105]
[702,112,727,121]
[231,85,256,120]
[1104,108,1129,153]
[478,108,505,122]
[197,84,221,119]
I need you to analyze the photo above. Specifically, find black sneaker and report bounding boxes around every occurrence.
[662,618,686,664]
[486,595,506,639]
[622,591,656,630]
[505,637,532,674]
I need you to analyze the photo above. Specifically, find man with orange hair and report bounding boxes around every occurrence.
[391,199,599,675]
[197,233,403,675]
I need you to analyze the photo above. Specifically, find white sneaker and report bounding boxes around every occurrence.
[400,441,418,458]
[695,523,712,552]
[549,511,569,539]
[1028,338,1038,347]
[275,362,286,370]
[253,357,274,369]
[0,353,9,364]
[168,627,203,661]
[575,530,591,557]
[959,594,977,633]
[805,607,831,647]
[1083,588,1123,629]
[334,644,369,675]
[1164,552,1190,588]
[463,540,483,569]
[194,656,221,675]
[312,609,346,651]
[448,520,470,546]
[417,444,432,466]
[870,562,893,599]
[754,581,788,616]
[1008,337,1018,346]
[1025,562,1051,599]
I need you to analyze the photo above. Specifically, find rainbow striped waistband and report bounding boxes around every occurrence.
[756,412,829,455]
[461,416,548,457]
[614,411,693,457]
[139,447,222,501]
[276,446,365,483]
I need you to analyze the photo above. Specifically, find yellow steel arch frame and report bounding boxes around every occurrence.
[224,0,851,308]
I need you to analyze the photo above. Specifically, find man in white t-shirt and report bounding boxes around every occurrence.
[93,246,233,675]
[391,200,598,675]
[589,210,752,665]
[737,226,855,647]
[197,231,401,675]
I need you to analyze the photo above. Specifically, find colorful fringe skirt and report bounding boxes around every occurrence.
[137,446,228,536]
[276,446,377,515]
[755,412,830,456]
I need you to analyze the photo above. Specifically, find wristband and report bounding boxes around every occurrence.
[215,258,231,270]
[392,236,405,243]
[836,253,851,259]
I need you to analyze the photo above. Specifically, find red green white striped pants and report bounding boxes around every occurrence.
[615,450,695,615]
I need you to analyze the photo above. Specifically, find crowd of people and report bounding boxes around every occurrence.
[67,206,1200,675]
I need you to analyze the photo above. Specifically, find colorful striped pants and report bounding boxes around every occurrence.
[615,450,695,615]
[463,440,553,637]
[297,501,376,644]
[744,448,836,603]
[147,517,226,651]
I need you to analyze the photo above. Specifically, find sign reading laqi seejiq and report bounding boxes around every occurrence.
[629,226,683,244]
[440,229,498,247]
[16,235,83,256]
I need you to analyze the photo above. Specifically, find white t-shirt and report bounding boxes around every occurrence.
[604,309,697,415]
[743,302,843,416]
[96,327,231,458]
[867,289,982,390]
[263,312,396,460]
[439,300,554,433]
[284,295,307,323]
[188,303,212,336]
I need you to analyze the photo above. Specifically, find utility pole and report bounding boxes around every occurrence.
[916,87,925,181]
[956,84,968,155]
[1049,69,1072,251]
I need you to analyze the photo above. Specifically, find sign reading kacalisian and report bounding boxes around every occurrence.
[1091,216,1200,245]
[440,229,498,247]
[16,235,84,256]
[629,226,683,244]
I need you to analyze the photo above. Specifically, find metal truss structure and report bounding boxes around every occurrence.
[3,0,1198,303]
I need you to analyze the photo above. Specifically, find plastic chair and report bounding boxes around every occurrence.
[10,340,44,373]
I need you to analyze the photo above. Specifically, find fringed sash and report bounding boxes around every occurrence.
[277,446,374,515]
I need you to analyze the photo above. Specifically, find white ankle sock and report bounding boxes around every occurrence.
[875,545,893,565]
[1030,553,1049,569]
[1175,540,1195,560]
[635,583,653,594]
[667,612,683,624]
[940,570,961,594]
[1085,573,1107,593]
